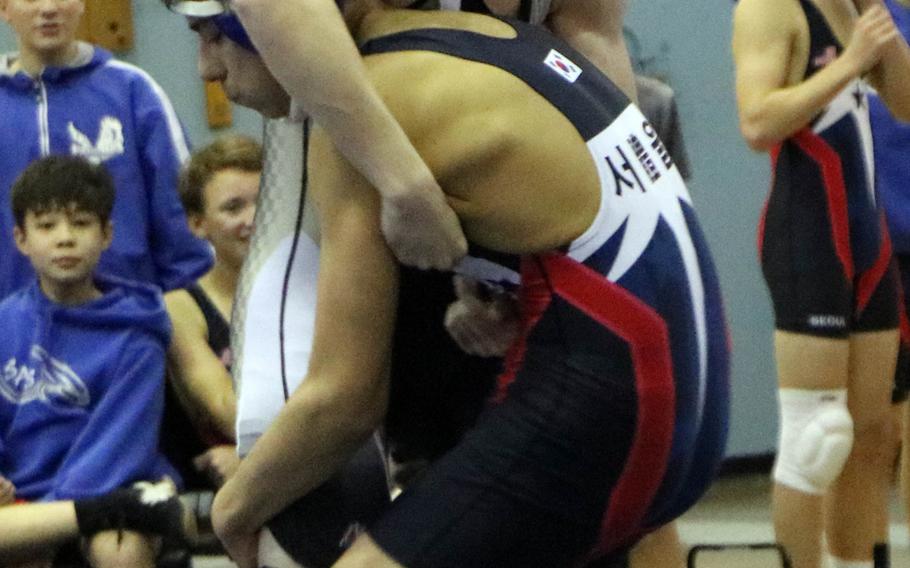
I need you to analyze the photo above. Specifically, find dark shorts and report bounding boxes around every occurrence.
[371,347,639,568]
[760,133,899,338]
[385,267,500,464]
[371,255,729,568]
[893,254,910,403]
[265,436,390,568]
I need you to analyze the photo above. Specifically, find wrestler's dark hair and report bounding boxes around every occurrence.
[10,155,115,228]
[179,134,263,215]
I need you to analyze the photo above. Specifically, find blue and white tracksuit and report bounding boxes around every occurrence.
[0,43,212,299]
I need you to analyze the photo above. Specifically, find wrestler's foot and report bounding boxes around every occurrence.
[74,479,197,545]
[381,185,467,271]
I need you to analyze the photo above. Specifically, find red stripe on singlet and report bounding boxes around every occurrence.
[856,214,893,315]
[792,129,855,280]
[537,253,676,556]
[492,257,553,403]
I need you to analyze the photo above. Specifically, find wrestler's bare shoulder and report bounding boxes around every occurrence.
[358,13,599,252]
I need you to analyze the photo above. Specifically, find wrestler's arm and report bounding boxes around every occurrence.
[164,290,237,441]
[855,0,910,120]
[546,0,638,102]
[230,0,466,269]
[211,128,397,546]
[733,0,886,151]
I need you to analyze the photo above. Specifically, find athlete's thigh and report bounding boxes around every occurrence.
[774,330,850,390]
[847,329,900,426]
[333,534,403,568]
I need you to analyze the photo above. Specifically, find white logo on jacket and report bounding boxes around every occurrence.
[0,345,90,407]
[68,116,125,164]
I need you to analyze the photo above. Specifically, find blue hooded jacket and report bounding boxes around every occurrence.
[0,275,179,501]
[870,0,910,253]
[0,43,212,299]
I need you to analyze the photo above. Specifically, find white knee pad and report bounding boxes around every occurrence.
[773,388,854,494]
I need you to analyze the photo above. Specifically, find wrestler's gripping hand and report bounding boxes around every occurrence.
[843,3,902,74]
[444,276,521,358]
[381,184,468,271]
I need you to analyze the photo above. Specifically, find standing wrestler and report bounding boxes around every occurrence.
[165,1,731,567]
[732,0,910,566]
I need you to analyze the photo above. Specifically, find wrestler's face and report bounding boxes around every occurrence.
[190,17,290,118]
[1,0,84,61]
[191,167,259,269]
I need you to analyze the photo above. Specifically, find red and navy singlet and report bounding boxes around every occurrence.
[759,0,898,337]
[363,18,730,567]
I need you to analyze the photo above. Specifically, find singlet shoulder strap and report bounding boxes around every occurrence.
[798,0,842,77]
[186,284,231,351]
[359,18,629,140]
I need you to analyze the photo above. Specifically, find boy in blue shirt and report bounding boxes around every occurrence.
[0,155,193,567]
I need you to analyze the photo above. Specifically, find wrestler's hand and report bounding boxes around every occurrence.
[0,475,15,506]
[194,445,241,488]
[444,276,520,358]
[381,183,468,271]
[843,4,902,74]
[212,485,259,568]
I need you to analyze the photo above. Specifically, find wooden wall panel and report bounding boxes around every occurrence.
[75,0,134,53]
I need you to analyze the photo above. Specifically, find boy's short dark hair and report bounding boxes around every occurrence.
[179,134,263,216]
[11,156,115,228]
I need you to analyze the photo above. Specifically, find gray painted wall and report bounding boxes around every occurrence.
[1,1,779,457]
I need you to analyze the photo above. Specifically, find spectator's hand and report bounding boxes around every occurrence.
[212,488,259,568]
[381,184,467,270]
[193,445,241,488]
[843,5,901,74]
[0,475,15,506]
[444,276,521,358]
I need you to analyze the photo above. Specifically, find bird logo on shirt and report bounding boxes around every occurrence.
[0,345,90,407]
[68,116,125,164]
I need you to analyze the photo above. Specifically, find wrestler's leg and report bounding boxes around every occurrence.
[84,530,159,568]
[901,400,910,539]
[772,330,850,568]
[825,329,899,563]
[628,523,685,568]
[333,533,403,568]
[0,501,78,564]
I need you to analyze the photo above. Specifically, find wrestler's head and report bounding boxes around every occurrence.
[163,0,290,117]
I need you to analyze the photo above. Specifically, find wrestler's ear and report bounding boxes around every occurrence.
[188,213,208,240]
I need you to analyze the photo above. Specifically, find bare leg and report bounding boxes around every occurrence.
[902,401,910,540]
[825,329,899,562]
[0,501,78,564]
[84,530,159,568]
[332,534,403,568]
[772,330,851,568]
[629,522,685,568]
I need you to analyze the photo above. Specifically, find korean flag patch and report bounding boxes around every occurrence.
[544,49,582,83]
